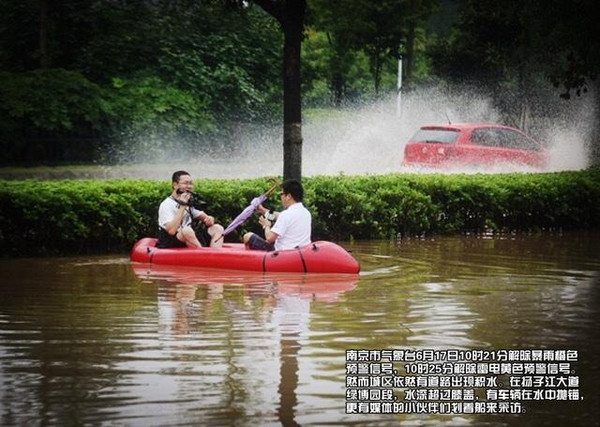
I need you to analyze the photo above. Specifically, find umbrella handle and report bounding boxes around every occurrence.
[264,178,282,198]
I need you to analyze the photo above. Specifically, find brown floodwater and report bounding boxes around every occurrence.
[1,231,599,426]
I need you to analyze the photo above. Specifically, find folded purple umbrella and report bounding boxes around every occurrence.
[221,180,281,237]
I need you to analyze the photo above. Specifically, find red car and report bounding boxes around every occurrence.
[402,123,548,170]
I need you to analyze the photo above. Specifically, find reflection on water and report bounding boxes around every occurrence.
[1,231,599,426]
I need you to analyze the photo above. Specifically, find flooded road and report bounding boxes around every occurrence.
[1,231,598,425]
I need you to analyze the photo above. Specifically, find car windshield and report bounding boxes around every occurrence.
[411,129,459,144]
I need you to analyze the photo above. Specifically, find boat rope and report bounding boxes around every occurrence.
[148,246,156,264]
[262,252,268,272]
[297,247,307,273]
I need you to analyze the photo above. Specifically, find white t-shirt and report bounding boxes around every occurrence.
[158,196,204,231]
[271,202,311,250]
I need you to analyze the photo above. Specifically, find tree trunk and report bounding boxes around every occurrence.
[39,0,49,68]
[254,0,306,182]
[331,71,343,107]
[404,0,420,87]
[405,19,416,86]
[283,16,303,181]
[591,80,600,167]
[326,33,344,107]
[517,65,532,132]
[374,48,382,97]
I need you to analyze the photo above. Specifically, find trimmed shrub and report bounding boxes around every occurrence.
[1,171,598,256]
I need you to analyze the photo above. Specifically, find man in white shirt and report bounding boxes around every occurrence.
[243,179,311,251]
[157,170,224,248]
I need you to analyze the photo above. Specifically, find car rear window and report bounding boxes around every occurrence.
[410,129,459,144]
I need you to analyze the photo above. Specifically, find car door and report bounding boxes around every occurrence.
[469,127,546,167]
[500,128,546,166]
[465,127,501,166]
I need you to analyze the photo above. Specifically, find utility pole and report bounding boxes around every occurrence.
[396,50,403,117]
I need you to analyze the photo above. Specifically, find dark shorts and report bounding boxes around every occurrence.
[157,228,186,248]
[156,226,211,248]
[247,233,275,251]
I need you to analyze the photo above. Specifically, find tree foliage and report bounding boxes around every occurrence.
[1,171,598,255]
[305,0,438,103]
[0,0,283,164]
[428,0,599,98]
[0,0,598,166]
[424,0,599,149]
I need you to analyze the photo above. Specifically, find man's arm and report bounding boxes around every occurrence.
[163,205,187,235]
[258,215,278,243]
[256,204,279,221]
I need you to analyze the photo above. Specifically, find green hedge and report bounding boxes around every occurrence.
[1,171,599,256]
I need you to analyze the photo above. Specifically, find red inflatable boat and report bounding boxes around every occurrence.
[130,238,360,274]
